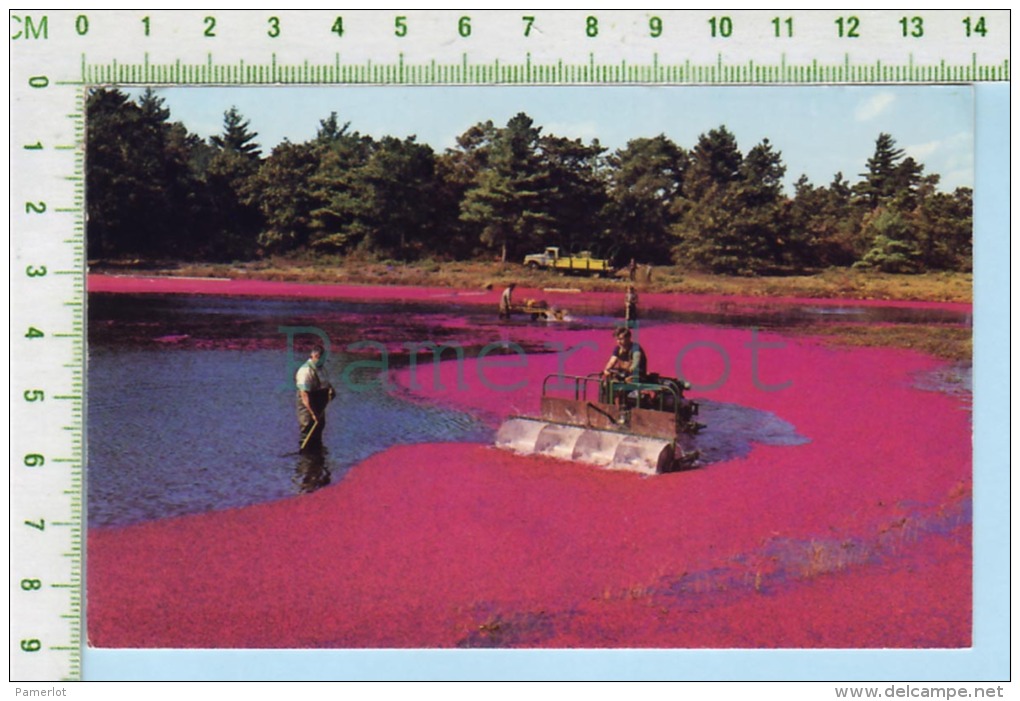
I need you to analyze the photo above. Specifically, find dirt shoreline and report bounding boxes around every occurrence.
[93,257,971,305]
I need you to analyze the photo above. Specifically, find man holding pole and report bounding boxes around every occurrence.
[499,282,516,320]
[296,343,335,452]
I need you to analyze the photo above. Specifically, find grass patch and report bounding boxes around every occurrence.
[792,323,972,362]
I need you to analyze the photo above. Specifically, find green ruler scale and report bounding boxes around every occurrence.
[8,8,1009,681]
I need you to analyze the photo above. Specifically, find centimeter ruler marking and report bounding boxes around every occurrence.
[85,50,1010,84]
[53,9,1011,86]
[11,21,87,677]
[8,8,1008,683]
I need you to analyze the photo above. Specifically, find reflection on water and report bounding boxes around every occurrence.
[88,292,965,527]
[89,292,971,351]
[638,303,970,329]
[87,347,490,527]
[294,449,331,493]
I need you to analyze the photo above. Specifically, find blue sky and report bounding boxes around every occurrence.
[129,84,974,192]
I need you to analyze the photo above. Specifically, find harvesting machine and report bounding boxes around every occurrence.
[496,373,703,475]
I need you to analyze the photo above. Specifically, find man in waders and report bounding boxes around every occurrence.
[499,282,516,320]
[625,285,639,325]
[296,343,335,452]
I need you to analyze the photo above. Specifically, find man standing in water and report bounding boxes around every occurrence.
[499,282,516,320]
[295,343,335,452]
[625,285,639,325]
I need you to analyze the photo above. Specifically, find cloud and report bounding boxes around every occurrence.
[905,132,974,189]
[906,131,972,162]
[543,120,601,143]
[941,169,973,191]
[855,93,896,121]
[905,139,941,160]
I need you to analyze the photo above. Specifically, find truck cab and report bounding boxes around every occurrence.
[523,246,612,276]
[524,247,560,268]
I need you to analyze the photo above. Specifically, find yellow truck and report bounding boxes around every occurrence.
[523,247,613,277]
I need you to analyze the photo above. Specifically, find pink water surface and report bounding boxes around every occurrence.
[86,276,972,648]
[88,273,970,313]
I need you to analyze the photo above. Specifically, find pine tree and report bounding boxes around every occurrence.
[356,136,440,258]
[855,132,906,208]
[85,88,205,258]
[738,138,786,207]
[202,107,264,259]
[315,111,347,143]
[603,135,687,264]
[458,113,553,263]
[788,173,860,268]
[137,87,170,124]
[210,106,262,160]
[913,187,973,271]
[674,131,791,274]
[540,134,609,259]
[684,125,743,200]
[305,117,376,253]
[855,209,921,273]
[248,140,322,253]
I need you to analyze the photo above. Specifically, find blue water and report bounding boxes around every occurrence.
[87,346,490,527]
[88,292,956,528]
[85,344,805,527]
[688,400,809,464]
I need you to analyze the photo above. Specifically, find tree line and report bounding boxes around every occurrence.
[86,88,972,275]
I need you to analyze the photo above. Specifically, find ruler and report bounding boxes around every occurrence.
[8,9,1009,682]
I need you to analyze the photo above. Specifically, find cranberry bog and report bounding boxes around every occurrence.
[86,275,972,650]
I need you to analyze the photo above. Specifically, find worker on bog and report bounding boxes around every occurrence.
[602,326,647,383]
[625,285,638,325]
[499,282,516,319]
[295,343,335,452]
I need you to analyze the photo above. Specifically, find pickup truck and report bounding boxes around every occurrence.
[523,247,613,277]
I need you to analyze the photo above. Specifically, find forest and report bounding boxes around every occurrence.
[86,88,972,275]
